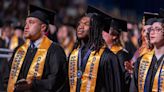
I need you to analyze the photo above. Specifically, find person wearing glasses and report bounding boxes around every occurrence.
[130,18,164,92]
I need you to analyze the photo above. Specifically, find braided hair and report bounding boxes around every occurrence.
[75,13,105,53]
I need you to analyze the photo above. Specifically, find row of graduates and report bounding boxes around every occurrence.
[2,4,164,92]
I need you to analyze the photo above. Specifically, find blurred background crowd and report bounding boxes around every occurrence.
[0,0,163,91]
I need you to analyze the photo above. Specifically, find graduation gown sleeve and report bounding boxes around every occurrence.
[95,48,121,92]
[130,56,142,92]
[117,50,131,92]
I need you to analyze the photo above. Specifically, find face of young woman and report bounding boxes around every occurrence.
[150,22,164,46]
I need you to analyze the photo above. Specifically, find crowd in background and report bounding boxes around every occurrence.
[0,0,163,92]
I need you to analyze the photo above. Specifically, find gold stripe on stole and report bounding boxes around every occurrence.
[152,57,164,92]
[26,36,52,80]
[7,40,30,92]
[80,47,105,92]
[110,45,123,54]
[138,50,154,92]
[69,48,79,92]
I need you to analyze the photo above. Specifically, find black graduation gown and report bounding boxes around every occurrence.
[75,47,121,92]
[4,42,69,92]
[47,31,58,43]
[116,50,131,92]
[0,60,9,91]
[130,55,164,92]
[125,41,137,59]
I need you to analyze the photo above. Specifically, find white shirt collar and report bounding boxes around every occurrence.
[30,37,43,48]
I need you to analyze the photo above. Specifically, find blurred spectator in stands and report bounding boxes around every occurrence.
[46,24,58,42]
[1,22,14,48]
[57,24,76,58]
[124,22,138,59]
[9,26,24,50]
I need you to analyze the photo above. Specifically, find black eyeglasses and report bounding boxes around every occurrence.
[150,27,164,33]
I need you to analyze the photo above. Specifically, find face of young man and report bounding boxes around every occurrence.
[77,16,90,39]
[150,22,164,46]
[24,17,46,41]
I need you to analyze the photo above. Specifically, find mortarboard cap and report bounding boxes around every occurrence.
[159,8,164,18]
[110,18,127,32]
[151,18,164,24]
[28,4,56,25]
[86,5,112,32]
[14,26,24,31]
[143,12,159,25]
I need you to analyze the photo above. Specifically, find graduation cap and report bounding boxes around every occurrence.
[159,8,164,18]
[14,26,24,31]
[143,12,159,25]
[86,5,112,32]
[28,4,56,25]
[110,18,127,32]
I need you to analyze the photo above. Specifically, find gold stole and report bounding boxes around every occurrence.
[110,45,123,54]
[152,56,164,92]
[138,50,154,92]
[10,35,18,50]
[69,47,105,92]
[7,36,52,92]
[138,50,164,92]
[138,46,151,57]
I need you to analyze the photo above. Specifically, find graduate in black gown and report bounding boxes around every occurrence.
[68,5,121,92]
[4,5,69,92]
[102,18,131,92]
[130,18,164,92]
[9,26,25,50]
